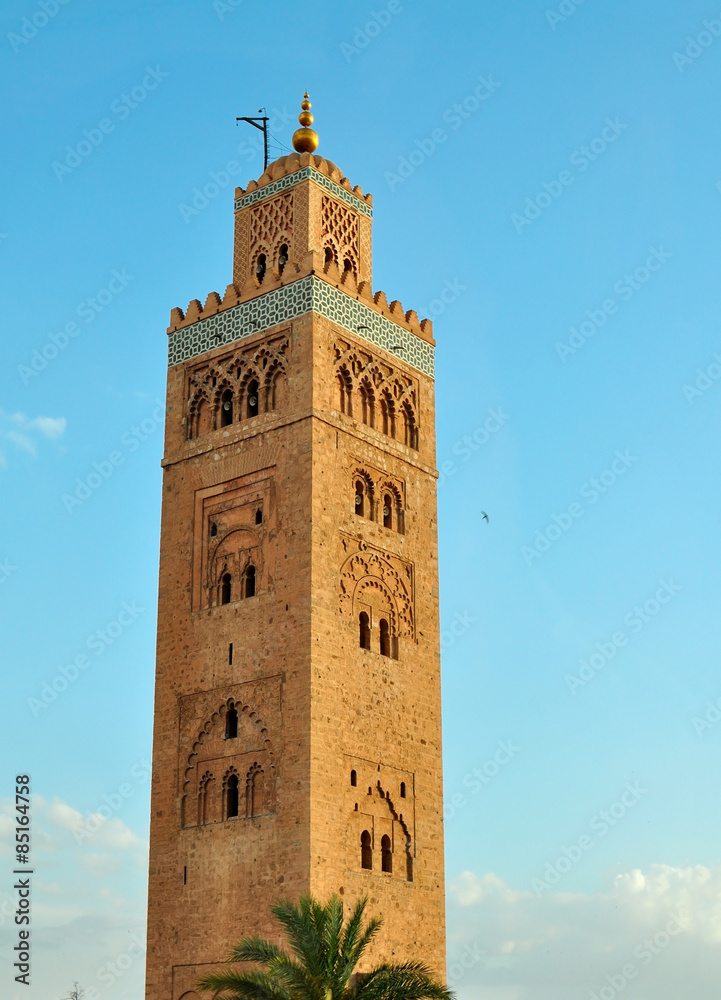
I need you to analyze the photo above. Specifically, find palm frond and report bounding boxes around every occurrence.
[271,897,326,976]
[356,962,454,1000]
[195,968,292,1000]
[228,936,287,965]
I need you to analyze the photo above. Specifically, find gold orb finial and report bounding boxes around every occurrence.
[292,90,319,153]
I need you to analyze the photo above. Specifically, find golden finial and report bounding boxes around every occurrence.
[292,91,319,153]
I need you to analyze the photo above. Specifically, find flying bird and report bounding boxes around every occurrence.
[481,511,489,523]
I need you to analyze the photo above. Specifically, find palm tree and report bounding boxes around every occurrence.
[196,894,453,1000]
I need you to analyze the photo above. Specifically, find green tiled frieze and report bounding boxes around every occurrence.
[234,167,373,218]
[167,276,434,378]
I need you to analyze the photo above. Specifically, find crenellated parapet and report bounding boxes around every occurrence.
[234,151,373,210]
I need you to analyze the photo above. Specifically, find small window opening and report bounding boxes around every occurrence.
[406,855,413,882]
[221,572,232,605]
[255,508,263,525]
[354,480,365,517]
[247,379,259,418]
[361,830,372,870]
[183,865,187,885]
[255,254,267,283]
[244,565,256,599]
[220,389,233,427]
[383,495,393,529]
[350,769,357,787]
[228,642,233,665]
[226,707,238,739]
[379,619,391,658]
[210,522,218,537]
[226,775,239,817]
[278,243,288,274]
[400,781,406,798]
[359,612,371,650]
[226,774,239,818]
[381,835,392,873]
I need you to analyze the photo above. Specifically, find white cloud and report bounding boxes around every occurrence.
[447,866,721,999]
[0,409,66,462]
[0,793,147,1000]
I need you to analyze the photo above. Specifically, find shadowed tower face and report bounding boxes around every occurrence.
[145,98,446,1000]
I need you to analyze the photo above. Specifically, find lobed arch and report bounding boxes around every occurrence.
[352,468,375,519]
[379,481,405,534]
[339,548,414,639]
[336,365,354,415]
[181,698,275,826]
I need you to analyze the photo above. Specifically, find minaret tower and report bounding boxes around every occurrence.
[145,96,446,1000]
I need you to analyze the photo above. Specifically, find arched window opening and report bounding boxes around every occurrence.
[255,508,263,525]
[360,384,375,428]
[247,379,259,418]
[343,258,354,276]
[225,707,238,740]
[255,254,267,284]
[277,244,288,275]
[379,619,391,658]
[350,769,357,787]
[221,573,232,605]
[210,522,218,537]
[337,370,353,416]
[359,612,371,650]
[324,246,335,267]
[247,765,265,818]
[220,389,233,427]
[381,835,392,873]
[383,494,393,530]
[226,774,239,818]
[381,396,396,438]
[361,830,372,870]
[354,480,365,518]
[400,781,406,798]
[403,406,418,450]
[244,565,256,599]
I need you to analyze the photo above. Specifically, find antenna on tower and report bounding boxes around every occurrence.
[236,108,269,171]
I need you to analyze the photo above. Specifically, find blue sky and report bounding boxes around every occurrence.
[1,1,721,998]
